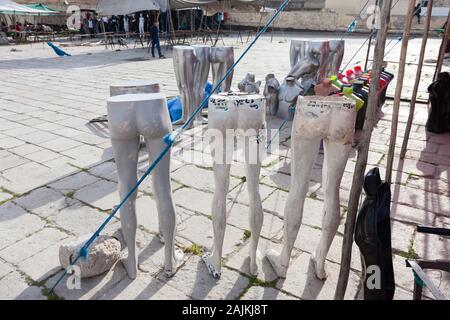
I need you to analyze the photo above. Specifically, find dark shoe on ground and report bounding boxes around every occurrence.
[159,55,166,59]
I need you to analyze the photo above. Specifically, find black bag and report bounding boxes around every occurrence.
[355,167,395,300]
[426,72,450,133]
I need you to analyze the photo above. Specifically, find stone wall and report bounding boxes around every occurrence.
[225,10,448,33]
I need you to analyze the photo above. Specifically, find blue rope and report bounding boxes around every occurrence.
[50,0,292,294]
[339,0,371,40]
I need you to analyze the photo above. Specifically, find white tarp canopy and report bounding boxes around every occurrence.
[96,0,261,15]
[0,0,51,15]
[96,0,169,15]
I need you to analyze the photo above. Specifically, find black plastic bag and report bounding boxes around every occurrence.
[426,72,450,133]
[355,167,395,300]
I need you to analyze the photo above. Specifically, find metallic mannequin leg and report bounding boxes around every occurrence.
[243,134,264,275]
[210,46,234,93]
[326,40,345,77]
[173,46,196,126]
[107,93,183,279]
[145,137,183,276]
[192,45,211,123]
[266,137,320,277]
[313,139,351,279]
[110,136,140,279]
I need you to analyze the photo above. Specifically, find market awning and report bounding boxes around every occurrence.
[0,0,57,15]
[24,3,63,16]
[96,0,262,15]
[96,0,169,15]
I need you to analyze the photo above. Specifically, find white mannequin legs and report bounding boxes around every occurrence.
[204,93,266,278]
[267,96,356,280]
[107,93,182,279]
[210,46,234,93]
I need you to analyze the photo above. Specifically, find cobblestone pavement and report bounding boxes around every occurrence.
[0,32,449,300]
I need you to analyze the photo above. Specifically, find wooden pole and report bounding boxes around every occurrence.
[400,0,434,160]
[334,0,393,300]
[433,10,450,81]
[364,0,380,70]
[384,0,416,183]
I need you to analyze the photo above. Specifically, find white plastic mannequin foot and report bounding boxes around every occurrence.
[267,96,356,280]
[205,93,266,279]
[107,93,184,279]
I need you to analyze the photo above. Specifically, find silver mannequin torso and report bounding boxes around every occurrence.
[204,92,266,278]
[289,39,345,89]
[267,95,356,280]
[107,92,183,279]
[210,46,234,93]
[238,73,261,94]
[277,78,303,120]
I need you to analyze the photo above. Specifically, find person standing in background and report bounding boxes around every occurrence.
[123,15,129,36]
[139,13,145,37]
[150,20,165,58]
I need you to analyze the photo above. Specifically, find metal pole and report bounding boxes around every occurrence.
[334,0,393,300]
[385,0,416,183]
[400,0,434,160]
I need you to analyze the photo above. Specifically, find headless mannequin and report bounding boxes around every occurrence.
[264,74,280,116]
[267,95,356,280]
[210,46,234,93]
[203,92,266,278]
[277,76,303,120]
[107,93,183,279]
[238,73,261,93]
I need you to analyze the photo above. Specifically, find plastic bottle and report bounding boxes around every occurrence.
[330,75,343,90]
[342,86,364,112]
[354,66,363,77]
[338,73,349,84]
[346,69,356,82]
[352,80,369,130]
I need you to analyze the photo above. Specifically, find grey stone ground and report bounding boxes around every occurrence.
[0,32,449,300]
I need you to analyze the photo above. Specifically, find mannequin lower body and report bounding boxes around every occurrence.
[203,93,266,278]
[107,94,183,279]
[267,96,355,280]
